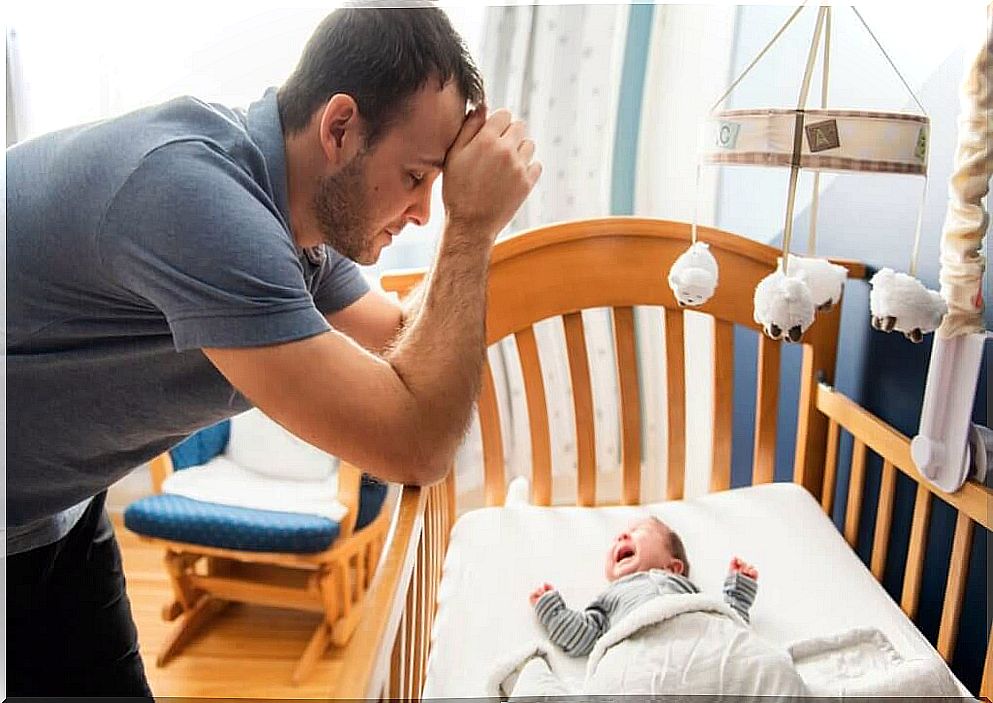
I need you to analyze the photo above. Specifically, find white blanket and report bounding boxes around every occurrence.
[789,627,964,697]
[489,593,967,699]
[162,455,347,522]
[490,592,808,698]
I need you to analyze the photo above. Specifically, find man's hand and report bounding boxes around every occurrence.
[442,107,542,242]
[529,582,555,606]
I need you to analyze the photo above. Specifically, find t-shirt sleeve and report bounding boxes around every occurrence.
[310,246,371,315]
[99,140,331,351]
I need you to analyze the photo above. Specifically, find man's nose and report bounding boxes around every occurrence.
[405,188,432,227]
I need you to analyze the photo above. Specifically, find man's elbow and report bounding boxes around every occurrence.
[385,441,454,487]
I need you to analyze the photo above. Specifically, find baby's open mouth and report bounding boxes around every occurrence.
[616,546,636,565]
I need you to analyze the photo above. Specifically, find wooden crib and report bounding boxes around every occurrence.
[327,218,992,700]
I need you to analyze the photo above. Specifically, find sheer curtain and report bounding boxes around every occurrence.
[457,4,631,506]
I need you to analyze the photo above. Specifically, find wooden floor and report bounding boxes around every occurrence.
[114,515,350,698]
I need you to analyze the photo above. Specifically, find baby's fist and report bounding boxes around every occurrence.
[730,557,758,580]
[529,583,554,606]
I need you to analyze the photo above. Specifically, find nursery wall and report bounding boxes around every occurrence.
[715,5,990,692]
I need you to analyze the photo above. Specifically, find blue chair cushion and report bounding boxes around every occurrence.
[124,475,390,553]
[124,495,340,552]
[171,420,230,470]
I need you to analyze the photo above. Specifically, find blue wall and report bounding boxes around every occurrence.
[717,6,990,692]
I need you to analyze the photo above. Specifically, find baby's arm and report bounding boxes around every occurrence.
[533,590,609,657]
[723,557,759,623]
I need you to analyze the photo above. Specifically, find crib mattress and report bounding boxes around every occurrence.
[422,482,969,698]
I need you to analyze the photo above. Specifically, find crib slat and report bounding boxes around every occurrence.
[563,312,596,506]
[752,334,781,485]
[479,358,505,507]
[821,420,840,515]
[870,460,897,580]
[613,306,641,505]
[446,465,457,529]
[711,320,734,493]
[407,531,425,697]
[982,621,993,699]
[843,439,868,548]
[900,484,933,619]
[664,308,687,500]
[515,326,553,506]
[392,601,406,699]
[937,511,975,660]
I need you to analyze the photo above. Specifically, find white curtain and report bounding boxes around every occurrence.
[452,4,630,507]
[633,5,737,500]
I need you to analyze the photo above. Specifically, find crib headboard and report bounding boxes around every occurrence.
[381,217,866,510]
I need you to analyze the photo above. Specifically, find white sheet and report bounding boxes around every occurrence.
[162,455,347,522]
[423,482,970,698]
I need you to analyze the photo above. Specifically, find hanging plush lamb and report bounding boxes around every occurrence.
[781,254,847,310]
[668,242,719,307]
[753,269,815,342]
[868,268,947,342]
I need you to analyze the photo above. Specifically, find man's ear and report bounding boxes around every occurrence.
[318,93,364,167]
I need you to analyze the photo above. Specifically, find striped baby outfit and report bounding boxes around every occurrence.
[534,568,758,657]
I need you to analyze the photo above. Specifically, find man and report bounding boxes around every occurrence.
[6,5,540,695]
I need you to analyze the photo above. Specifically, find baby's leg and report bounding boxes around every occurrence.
[509,654,572,700]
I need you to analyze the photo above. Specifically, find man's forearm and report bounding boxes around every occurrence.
[384,223,491,475]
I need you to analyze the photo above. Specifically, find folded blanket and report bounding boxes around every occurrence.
[162,455,347,521]
[789,627,965,697]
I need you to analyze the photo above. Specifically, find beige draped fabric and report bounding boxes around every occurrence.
[937,7,991,337]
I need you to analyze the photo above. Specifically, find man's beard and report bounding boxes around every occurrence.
[313,153,377,265]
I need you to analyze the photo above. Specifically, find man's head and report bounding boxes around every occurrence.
[278,4,484,264]
[604,516,690,582]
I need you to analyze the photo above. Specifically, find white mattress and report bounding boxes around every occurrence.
[423,482,969,698]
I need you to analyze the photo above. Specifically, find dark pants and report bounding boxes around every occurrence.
[7,491,154,697]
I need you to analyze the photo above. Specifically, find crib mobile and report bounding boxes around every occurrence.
[669,4,992,494]
[669,4,940,343]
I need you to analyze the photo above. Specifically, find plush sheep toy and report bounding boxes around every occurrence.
[868,268,947,342]
[753,270,816,342]
[668,242,719,307]
[780,254,847,311]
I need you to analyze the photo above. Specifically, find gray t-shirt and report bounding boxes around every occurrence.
[6,88,370,553]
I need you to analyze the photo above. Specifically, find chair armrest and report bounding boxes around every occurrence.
[149,453,175,494]
[337,460,362,538]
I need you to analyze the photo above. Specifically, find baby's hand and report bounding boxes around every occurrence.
[729,557,758,580]
[529,583,554,606]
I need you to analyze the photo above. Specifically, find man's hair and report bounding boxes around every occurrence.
[277,3,485,146]
[650,516,690,577]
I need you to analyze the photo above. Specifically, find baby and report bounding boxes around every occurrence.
[529,516,758,657]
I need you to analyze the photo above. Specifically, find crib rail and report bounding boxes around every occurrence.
[331,473,454,700]
[816,382,993,697]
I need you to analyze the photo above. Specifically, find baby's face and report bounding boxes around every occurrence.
[604,518,681,581]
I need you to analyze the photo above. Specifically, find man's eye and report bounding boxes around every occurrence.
[408,172,424,186]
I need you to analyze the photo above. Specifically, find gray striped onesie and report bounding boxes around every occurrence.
[534,568,758,657]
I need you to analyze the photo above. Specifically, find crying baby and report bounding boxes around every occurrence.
[528,516,758,657]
